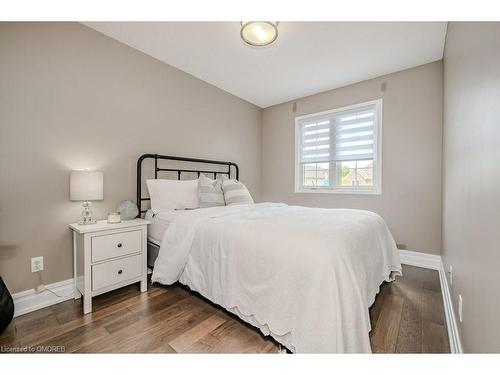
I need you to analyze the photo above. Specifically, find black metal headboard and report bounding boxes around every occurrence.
[136,154,239,217]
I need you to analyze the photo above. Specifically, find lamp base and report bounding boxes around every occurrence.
[79,219,97,225]
[79,201,97,225]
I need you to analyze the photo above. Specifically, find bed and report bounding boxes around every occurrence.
[137,154,402,353]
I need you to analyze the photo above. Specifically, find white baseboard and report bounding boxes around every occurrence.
[399,249,462,353]
[437,261,463,354]
[12,278,75,318]
[399,249,442,270]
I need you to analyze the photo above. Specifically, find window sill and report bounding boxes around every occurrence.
[294,187,381,195]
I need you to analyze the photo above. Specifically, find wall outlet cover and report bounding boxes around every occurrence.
[31,256,44,272]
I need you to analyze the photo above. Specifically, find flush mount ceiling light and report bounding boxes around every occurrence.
[240,21,279,47]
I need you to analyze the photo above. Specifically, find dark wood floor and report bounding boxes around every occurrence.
[0,265,449,353]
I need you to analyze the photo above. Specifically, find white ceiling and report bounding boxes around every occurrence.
[84,22,447,108]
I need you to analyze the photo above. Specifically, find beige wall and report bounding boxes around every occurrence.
[262,61,443,253]
[442,22,500,352]
[0,23,262,293]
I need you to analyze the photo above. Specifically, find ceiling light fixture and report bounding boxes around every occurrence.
[240,21,279,47]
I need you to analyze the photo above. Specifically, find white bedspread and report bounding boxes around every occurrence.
[151,203,402,353]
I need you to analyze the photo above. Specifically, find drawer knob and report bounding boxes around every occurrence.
[117,243,122,248]
[118,269,123,275]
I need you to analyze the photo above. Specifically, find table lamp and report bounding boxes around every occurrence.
[70,170,103,224]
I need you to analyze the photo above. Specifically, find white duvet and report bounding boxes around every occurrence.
[151,203,402,353]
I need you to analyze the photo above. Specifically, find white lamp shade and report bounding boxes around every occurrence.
[70,170,103,201]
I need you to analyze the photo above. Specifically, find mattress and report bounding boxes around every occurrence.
[145,209,182,269]
[144,209,180,245]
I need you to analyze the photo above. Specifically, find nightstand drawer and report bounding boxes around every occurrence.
[92,254,142,291]
[91,230,141,262]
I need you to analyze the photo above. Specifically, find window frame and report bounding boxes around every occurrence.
[294,99,383,195]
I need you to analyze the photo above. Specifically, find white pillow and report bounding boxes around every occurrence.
[146,179,199,212]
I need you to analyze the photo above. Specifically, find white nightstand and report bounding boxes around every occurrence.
[69,219,150,314]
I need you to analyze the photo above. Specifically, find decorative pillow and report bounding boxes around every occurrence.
[221,179,254,205]
[198,174,226,208]
[146,179,199,212]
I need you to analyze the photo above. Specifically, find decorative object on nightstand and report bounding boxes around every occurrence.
[70,170,103,225]
[107,212,121,224]
[116,200,139,220]
[69,219,150,314]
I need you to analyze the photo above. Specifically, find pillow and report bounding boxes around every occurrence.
[146,179,199,212]
[221,179,254,205]
[198,174,226,208]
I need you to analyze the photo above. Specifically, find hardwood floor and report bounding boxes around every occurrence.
[0,265,449,353]
[370,265,449,353]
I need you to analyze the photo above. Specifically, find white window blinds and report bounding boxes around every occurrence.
[298,103,377,163]
[299,119,331,163]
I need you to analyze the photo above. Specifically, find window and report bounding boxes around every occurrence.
[295,99,382,194]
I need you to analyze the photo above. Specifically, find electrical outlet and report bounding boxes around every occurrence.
[449,265,453,286]
[458,294,463,323]
[31,256,44,272]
